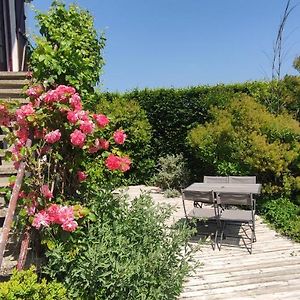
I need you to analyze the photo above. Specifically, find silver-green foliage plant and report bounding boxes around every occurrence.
[43,188,194,299]
[30,0,105,98]
[154,154,189,193]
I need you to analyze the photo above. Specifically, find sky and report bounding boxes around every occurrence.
[26,1,300,92]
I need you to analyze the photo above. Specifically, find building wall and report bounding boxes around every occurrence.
[0,0,26,71]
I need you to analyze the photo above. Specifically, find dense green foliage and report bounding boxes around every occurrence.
[259,197,300,242]
[187,96,300,195]
[29,1,105,99]
[0,267,67,299]
[43,188,194,299]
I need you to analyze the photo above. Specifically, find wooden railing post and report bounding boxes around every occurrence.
[0,139,31,270]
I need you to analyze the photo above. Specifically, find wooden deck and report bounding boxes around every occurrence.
[125,186,300,300]
[180,218,300,300]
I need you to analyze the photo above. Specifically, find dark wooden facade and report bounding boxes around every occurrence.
[0,0,26,71]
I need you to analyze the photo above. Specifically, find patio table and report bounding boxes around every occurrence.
[184,183,262,195]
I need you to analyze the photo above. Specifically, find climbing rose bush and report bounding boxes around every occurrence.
[2,84,131,233]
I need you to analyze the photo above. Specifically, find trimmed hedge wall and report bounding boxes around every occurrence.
[100,81,280,158]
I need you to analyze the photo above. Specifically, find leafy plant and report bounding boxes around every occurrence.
[0,266,67,299]
[29,1,105,101]
[259,197,300,241]
[43,188,194,300]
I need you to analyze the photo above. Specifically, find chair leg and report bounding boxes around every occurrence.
[218,221,226,251]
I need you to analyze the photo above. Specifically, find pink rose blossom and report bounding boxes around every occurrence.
[79,120,95,134]
[76,110,89,121]
[70,129,86,148]
[15,127,29,143]
[67,111,79,124]
[113,129,127,145]
[119,156,131,172]
[26,85,43,99]
[44,129,61,144]
[99,138,109,150]
[105,154,121,171]
[56,85,76,96]
[32,210,51,229]
[93,114,109,128]
[40,184,53,199]
[77,171,87,182]
[16,103,34,124]
[62,220,78,232]
[44,89,60,104]
[70,94,82,110]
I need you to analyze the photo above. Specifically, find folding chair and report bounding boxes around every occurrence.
[217,192,256,254]
[203,176,229,183]
[228,176,256,184]
[182,189,220,250]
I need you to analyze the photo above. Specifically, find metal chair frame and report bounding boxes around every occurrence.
[182,189,220,250]
[217,192,256,254]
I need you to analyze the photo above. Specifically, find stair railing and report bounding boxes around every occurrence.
[0,138,32,270]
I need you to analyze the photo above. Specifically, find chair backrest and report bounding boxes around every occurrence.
[203,176,229,183]
[218,192,252,206]
[228,176,256,184]
[182,190,214,204]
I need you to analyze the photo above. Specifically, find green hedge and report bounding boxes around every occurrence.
[95,78,300,185]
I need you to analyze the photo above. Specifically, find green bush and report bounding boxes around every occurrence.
[83,95,155,186]
[0,267,67,300]
[259,197,300,241]
[29,1,105,100]
[43,188,194,300]
[188,96,300,195]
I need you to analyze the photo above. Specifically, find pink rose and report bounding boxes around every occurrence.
[77,171,87,182]
[76,110,89,121]
[32,210,51,229]
[56,85,76,96]
[62,220,78,232]
[26,85,43,99]
[16,103,34,125]
[93,114,109,128]
[119,156,131,172]
[40,184,53,199]
[70,94,82,110]
[70,129,86,148]
[99,138,109,150]
[113,129,127,145]
[44,129,61,144]
[79,120,95,134]
[67,111,79,124]
[105,154,121,171]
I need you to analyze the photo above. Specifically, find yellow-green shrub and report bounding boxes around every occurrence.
[188,96,300,195]
[0,267,67,300]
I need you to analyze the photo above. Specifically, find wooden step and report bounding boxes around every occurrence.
[0,79,28,89]
[0,177,9,188]
[0,71,27,80]
[0,165,16,175]
[0,97,29,104]
[0,88,24,98]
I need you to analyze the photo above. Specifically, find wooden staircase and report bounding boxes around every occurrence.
[0,72,28,219]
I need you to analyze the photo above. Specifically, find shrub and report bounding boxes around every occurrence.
[259,197,300,241]
[153,154,189,192]
[188,96,300,195]
[0,266,67,299]
[29,1,105,100]
[82,95,154,187]
[43,188,194,300]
